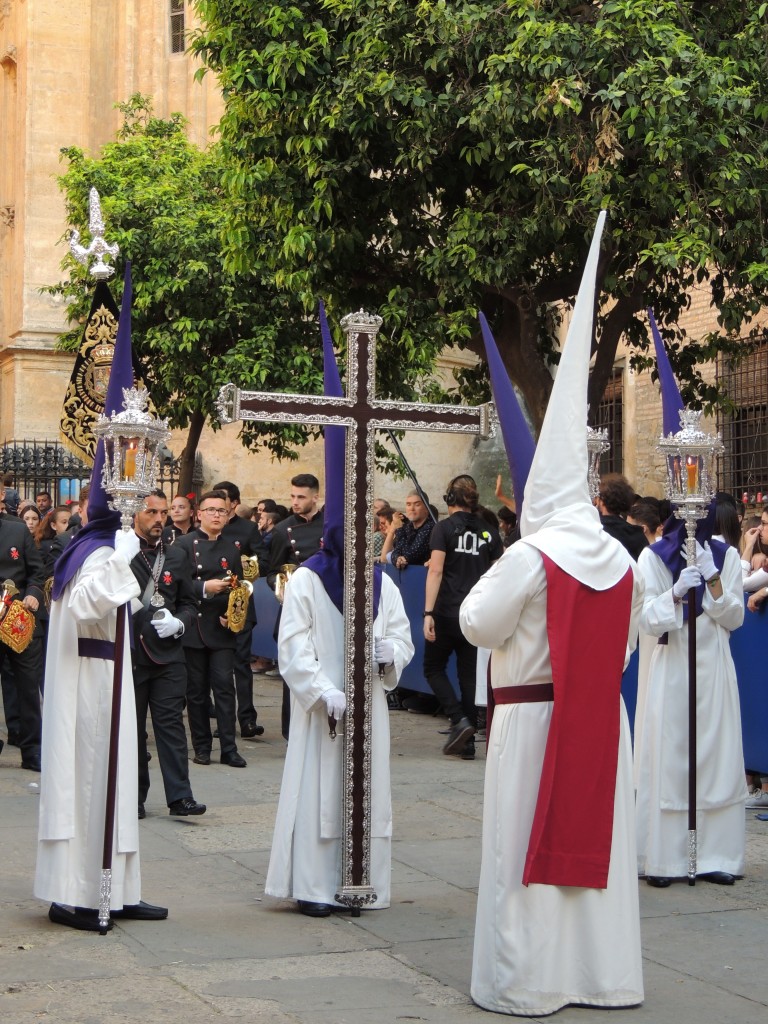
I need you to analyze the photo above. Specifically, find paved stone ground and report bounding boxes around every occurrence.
[1,676,767,1023]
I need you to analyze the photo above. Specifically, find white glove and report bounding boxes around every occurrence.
[672,565,702,599]
[152,607,183,639]
[374,638,395,666]
[114,529,140,563]
[322,688,347,719]
[695,541,718,581]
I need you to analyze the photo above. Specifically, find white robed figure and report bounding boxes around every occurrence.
[35,263,167,930]
[635,530,746,882]
[461,213,644,1016]
[265,303,414,916]
[35,533,142,912]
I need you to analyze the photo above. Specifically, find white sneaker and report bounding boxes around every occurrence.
[746,790,768,808]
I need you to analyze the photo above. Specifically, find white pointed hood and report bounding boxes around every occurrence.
[519,211,630,589]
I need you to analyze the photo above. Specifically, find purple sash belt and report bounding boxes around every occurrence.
[77,637,116,660]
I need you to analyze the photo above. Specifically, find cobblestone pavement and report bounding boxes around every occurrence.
[1,677,766,1023]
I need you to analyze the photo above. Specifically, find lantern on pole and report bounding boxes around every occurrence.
[657,409,723,563]
[92,386,171,531]
[656,407,723,885]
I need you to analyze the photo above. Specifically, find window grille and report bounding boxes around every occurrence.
[593,368,624,476]
[717,340,768,502]
[170,1,185,55]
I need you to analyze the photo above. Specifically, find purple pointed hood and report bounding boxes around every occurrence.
[479,312,535,510]
[303,301,381,614]
[649,309,685,436]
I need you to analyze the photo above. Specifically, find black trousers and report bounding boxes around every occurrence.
[0,658,20,735]
[134,660,192,806]
[185,646,237,758]
[423,614,478,727]
[233,624,256,727]
[0,638,43,762]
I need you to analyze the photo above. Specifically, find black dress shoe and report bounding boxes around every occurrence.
[192,752,211,765]
[297,900,334,917]
[646,876,672,888]
[138,803,146,819]
[443,717,475,756]
[49,903,112,932]
[22,758,41,772]
[241,719,265,738]
[169,797,207,816]
[698,871,736,885]
[220,752,247,768]
[111,901,168,921]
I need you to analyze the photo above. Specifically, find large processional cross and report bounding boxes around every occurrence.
[217,310,493,913]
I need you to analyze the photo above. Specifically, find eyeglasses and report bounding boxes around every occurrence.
[200,508,228,516]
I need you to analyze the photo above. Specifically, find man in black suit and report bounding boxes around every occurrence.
[130,491,205,818]
[176,491,247,768]
[0,512,46,770]
[213,480,266,739]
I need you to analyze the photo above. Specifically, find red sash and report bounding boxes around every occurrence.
[522,555,634,889]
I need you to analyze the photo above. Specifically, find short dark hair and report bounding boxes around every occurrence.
[213,480,240,503]
[498,506,517,526]
[599,474,636,517]
[149,489,167,501]
[291,473,319,491]
[198,489,228,507]
[258,498,277,512]
[36,490,52,501]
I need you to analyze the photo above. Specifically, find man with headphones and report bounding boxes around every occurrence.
[423,475,503,759]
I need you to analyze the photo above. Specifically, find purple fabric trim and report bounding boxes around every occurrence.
[650,503,727,622]
[77,637,116,660]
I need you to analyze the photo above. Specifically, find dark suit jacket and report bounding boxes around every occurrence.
[176,529,243,651]
[130,539,199,666]
[0,517,46,602]
[267,509,324,577]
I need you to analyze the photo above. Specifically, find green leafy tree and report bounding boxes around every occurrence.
[191,0,768,430]
[50,96,348,492]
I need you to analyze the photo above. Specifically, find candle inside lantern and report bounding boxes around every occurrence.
[686,456,698,494]
[124,442,137,480]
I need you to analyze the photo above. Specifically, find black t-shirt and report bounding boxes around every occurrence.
[430,511,503,617]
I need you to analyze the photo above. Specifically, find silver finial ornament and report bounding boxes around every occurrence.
[92,387,171,530]
[586,425,610,501]
[69,188,120,280]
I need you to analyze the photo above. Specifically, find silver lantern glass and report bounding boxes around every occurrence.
[92,387,171,530]
[656,408,723,563]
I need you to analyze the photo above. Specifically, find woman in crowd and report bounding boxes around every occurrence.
[18,502,41,534]
[163,493,196,543]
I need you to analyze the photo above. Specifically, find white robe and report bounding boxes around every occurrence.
[35,547,142,909]
[634,545,747,878]
[460,541,645,1017]
[265,570,413,907]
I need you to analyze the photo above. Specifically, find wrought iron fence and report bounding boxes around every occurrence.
[0,439,201,505]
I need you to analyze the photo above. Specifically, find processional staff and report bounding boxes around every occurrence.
[216,306,493,913]
[657,409,723,885]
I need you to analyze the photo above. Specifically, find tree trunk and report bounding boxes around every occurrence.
[177,409,205,495]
